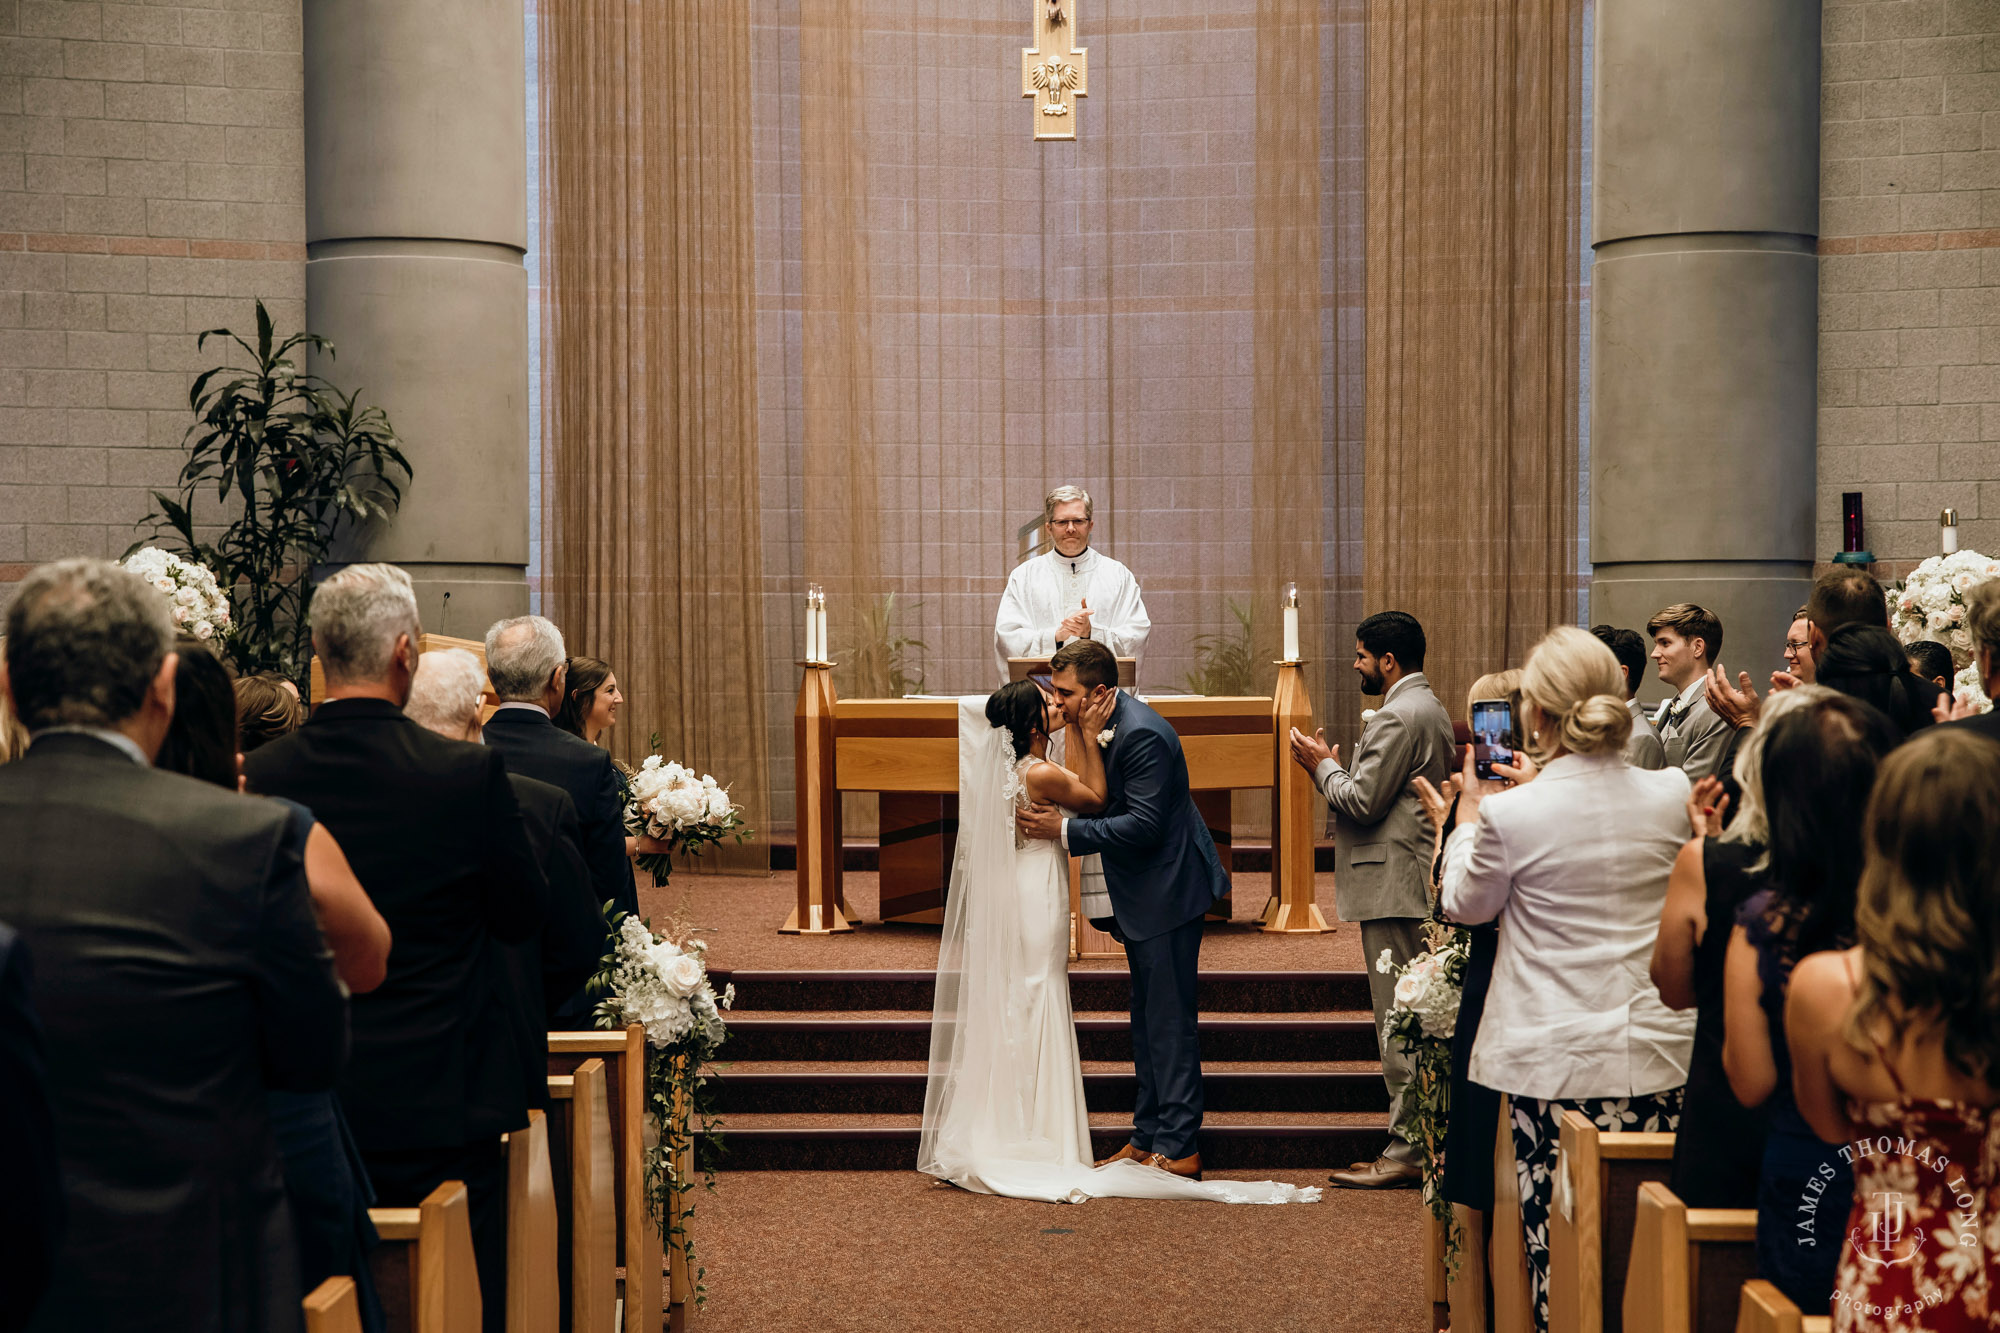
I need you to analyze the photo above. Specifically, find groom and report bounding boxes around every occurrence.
[1017,638,1229,1180]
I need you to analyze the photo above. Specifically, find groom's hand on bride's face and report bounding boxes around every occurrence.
[1017,801,1064,842]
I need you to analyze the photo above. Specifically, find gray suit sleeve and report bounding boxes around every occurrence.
[1679,716,1732,782]
[1313,709,1413,827]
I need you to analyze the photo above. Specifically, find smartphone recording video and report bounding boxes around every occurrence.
[1470,699,1513,781]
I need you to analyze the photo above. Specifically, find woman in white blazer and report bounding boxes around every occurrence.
[1433,625,1697,1333]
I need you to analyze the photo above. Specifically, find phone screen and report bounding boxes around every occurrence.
[1470,699,1514,781]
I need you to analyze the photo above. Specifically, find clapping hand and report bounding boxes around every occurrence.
[1685,775,1731,838]
[1769,670,1802,693]
[1289,726,1335,775]
[1411,773,1462,836]
[1705,662,1761,730]
[1058,598,1094,643]
[1934,688,1979,725]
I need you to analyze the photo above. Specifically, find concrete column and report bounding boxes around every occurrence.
[303,0,529,636]
[1590,0,1820,694]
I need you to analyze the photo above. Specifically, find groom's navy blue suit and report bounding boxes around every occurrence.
[1064,692,1229,1160]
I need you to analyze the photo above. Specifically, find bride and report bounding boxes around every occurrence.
[916,680,1319,1205]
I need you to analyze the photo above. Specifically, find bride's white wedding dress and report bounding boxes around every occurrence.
[915,698,1319,1205]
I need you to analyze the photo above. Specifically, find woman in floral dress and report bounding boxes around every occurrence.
[1787,727,2000,1331]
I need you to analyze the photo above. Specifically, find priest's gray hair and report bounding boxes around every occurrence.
[406,648,488,739]
[4,557,172,730]
[1044,484,1093,522]
[486,615,567,701]
[312,563,420,686]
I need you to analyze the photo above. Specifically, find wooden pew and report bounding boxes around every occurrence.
[503,1109,559,1333]
[303,1277,364,1333]
[1734,1280,1832,1333]
[549,1059,618,1333]
[548,1027,663,1333]
[1548,1110,1676,1333]
[368,1181,481,1333]
[1622,1182,1758,1333]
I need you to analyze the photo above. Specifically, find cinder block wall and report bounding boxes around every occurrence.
[0,0,303,605]
[1821,0,2000,576]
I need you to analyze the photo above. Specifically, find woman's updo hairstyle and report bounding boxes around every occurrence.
[1519,625,1633,761]
[985,679,1050,761]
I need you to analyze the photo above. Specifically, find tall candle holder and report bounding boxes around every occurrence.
[1942,508,1960,556]
[1278,581,1302,665]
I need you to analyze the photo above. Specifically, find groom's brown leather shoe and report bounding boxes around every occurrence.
[1327,1156,1421,1190]
[1143,1151,1203,1180]
[1095,1143,1150,1168]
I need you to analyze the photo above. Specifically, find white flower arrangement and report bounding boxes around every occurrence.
[624,745,750,881]
[122,546,232,643]
[1890,549,1998,670]
[1096,727,1116,748]
[1378,934,1468,1042]
[1378,922,1473,1277]
[1953,662,1993,715]
[596,913,734,1051]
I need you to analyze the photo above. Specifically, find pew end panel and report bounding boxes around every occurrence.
[1733,1279,1832,1333]
[366,1180,480,1333]
[503,1109,559,1333]
[549,1028,664,1333]
[1550,1110,1676,1333]
[303,1277,363,1333]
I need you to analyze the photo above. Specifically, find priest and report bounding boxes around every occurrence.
[994,485,1151,683]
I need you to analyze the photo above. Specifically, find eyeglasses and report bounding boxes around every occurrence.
[1784,640,1809,653]
[1048,518,1090,529]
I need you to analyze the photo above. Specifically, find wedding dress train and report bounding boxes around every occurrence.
[915,698,1319,1205]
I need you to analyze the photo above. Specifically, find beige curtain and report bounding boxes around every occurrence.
[537,0,771,865]
[1364,0,1584,721]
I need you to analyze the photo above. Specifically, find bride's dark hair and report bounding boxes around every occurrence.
[985,679,1051,760]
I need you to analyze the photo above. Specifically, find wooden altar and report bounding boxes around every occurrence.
[784,665,1330,939]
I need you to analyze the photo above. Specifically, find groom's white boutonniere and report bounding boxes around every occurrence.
[1096,728,1116,748]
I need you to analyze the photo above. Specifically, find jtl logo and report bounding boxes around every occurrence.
[1851,1191,1927,1268]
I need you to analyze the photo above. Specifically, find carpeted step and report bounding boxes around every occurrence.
[708,1060,1390,1115]
[702,1111,1394,1172]
[710,968,1372,1014]
[723,1014,1381,1063]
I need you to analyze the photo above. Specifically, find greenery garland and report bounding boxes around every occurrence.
[1379,920,1472,1280]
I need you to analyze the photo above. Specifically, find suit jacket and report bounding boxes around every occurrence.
[1941,709,2000,748]
[0,924,62,1333]
[1315,672,1456,922]
[244,698,547,1153]
[481,707,639,922]
[0,734,346,1333]
[1659,688,1731,781]
[1064,693,1229,942]
[1624,697,1666,770]
[497,774,607,1101]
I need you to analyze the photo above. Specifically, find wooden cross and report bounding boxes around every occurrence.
[1021,0,1086,140]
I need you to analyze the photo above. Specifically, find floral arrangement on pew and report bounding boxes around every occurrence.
[589,904,735,1307]
[623,738,751,883]
[1379,922,1472,1277]
[1891,550,1997,713]
[122,546,233,644]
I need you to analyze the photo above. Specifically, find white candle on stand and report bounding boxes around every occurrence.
[805,589,818,663]
[1281,582,1300,662]
[1943,509,1960,555]
[815,597,829,664]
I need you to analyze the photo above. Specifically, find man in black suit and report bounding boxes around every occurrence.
[0,558,347,1333]
[404,647,607,1110]
[0,923,63,1333]
[243,564,546,1332]
[481,616,638,935]
[1943,578,2000,744]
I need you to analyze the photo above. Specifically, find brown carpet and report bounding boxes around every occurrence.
[645,870,1367,973]
[682,1170,1429,1332]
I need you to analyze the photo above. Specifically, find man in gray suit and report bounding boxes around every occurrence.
[1288,610,1454,1190]
[1647,603,1731,780]
[1592,624,1665,769]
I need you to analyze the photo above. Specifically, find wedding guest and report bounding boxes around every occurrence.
[236,671,305,753]
[1651,688,1833,1209]
[1812,624,1941,740]
[1704,606,1815,742]
[407,648,605,1044]
[1787,727,2000,1330]
[1941,577,2000,739]
[483,617,639,936]
[1289,610,1455,1190]
[1781,606,1816,686]
[1591,624,1665,769]
[157,636,389,1333]
[0,558,347,1333]
[553,655,623,745]
[1721,693,1897,1309]
[1805,567,1889,657]
[1439,625,1695,1333]
[244,564,547,1333]
[1648,603,1732,779]
[0,921,62,1333]
[1903,638,1954,692]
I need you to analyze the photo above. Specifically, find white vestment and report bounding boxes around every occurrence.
[993,547,1150,683]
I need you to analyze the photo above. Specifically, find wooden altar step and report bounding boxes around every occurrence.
[710,1060,1390,1115]
[710,968,1372,1013]
[722,1012,1383,1063]
[702,1111,1394,1171]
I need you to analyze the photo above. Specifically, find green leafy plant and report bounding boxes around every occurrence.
[838,591,928,698]
[129,300,410,682]
[1183,598,1257,696]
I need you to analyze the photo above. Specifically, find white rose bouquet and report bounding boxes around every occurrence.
[590,908,734,1305]
[1953,661,1993,715]
[623,741,750,882]
[1378,921,1473,1275]
[122,546,232,643]
[1890,549,1999,669]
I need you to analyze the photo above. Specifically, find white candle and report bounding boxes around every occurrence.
[1282,606,1300,662]
[815,605,829,664]
[805,593,818,663]
[1942,509,1960,555]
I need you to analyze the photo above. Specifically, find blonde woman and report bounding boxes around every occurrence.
[1435,625,1696,1333]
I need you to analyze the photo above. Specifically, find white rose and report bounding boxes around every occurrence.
[1929,609,1954,632]
[661,953,705,999]
[642,754,663,772]
[153,576,175,593]
[705,788,734,821]
[1921,583,1952,613]
[192,620,214,640]
[1950,627,1972,653]
[663,786,705,824]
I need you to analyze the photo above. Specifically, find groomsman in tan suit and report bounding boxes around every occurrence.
[1289,610,1455,1190]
